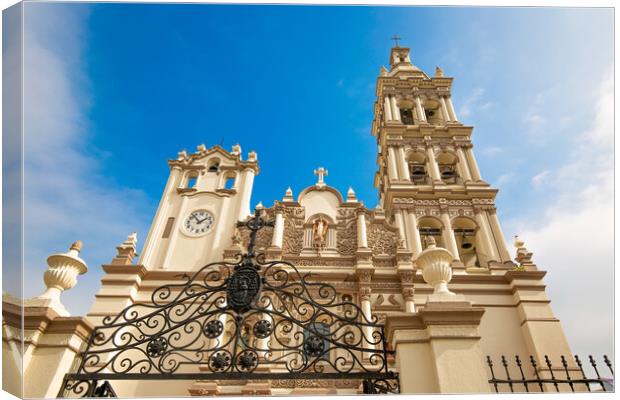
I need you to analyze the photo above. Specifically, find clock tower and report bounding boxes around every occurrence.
[138,144,259,270]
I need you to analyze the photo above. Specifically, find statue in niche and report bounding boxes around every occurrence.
[312,216,329,250]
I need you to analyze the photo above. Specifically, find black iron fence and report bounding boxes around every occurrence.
[486,354,614,393]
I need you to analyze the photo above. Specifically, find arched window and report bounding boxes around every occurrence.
[436,152,459,184]
[223,173,236,190]
[185,172,198,189]
[408,152,428,184]
[423,99,443,125]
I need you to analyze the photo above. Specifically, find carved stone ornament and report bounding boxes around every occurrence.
[367,224,398,256]
[359,286,372,301]
[282,207,305,254]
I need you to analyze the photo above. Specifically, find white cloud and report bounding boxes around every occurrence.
[480,146,503,156]
[459,87,484,118]
[514,67,613,357]
[496,172,514,185]
[531,170,550,187]
[21,5,152,315]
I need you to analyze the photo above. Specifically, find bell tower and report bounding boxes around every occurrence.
[372,44,513,271]
[139,144,259,271]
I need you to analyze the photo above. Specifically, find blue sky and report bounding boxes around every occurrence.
[4,3,613,359]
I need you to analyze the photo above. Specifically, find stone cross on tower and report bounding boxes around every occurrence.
[314,167,328,188]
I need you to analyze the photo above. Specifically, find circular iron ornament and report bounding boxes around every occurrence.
[253,319,272,339]
[209,351,231,372]
[236,350,259,371]
[226,266,262,312]
[204,320,223,338]
[146,337,168,358]
[303,335,325,357]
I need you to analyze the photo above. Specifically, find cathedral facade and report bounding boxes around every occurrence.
[3,45,581,397]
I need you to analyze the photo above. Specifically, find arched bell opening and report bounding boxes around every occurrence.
[423,99,444,125]
[436,152,459,184]
[417,216,445,249]
[407,151,428,185]
[452,217,485,268]
[398,99,415,125]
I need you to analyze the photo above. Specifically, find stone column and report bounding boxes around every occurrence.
[394,210,408,250]
[415,96,427,123]
[357,211,368,249]
[391,95,401,122]
[456,147,473,181]
[359,285,375,351]
[439,96,451,122]
[425,145,442,183]
[270,208,284,249]
[407,211,423,258]
[384,96,393,122]
[238,167,256,221]
[474,209,499,263]
[397,146,409,181]
[446,96,458,122]
[465,147,482,181]
[486,209,511,263]
[440,212,460,262]
[387,146,400,181]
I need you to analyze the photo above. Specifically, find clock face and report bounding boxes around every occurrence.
[183,210,215,236]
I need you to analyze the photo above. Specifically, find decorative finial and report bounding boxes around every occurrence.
[283,186,294,202]
[256,201,264,210]
[426,236,437,247]
[197,144,206,152]
[70,240,82,253]
[248,150,257,162]
[380,65,388,77]
[435,66,444,77]
[313,167,328,188]
[112,232,138,265]
[415,238,455,296]
[39,241,89,315]
[231,144,242,156]
[177,150,187,160]
[346,187,358,203]
[391,34,402,47]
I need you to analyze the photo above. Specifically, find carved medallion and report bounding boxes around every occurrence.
[227,267,262,313]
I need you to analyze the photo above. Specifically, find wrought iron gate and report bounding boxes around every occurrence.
[59,209,399,397]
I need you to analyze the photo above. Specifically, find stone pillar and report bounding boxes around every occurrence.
[439,96,451,122]
[506,270,580,387]
[391,95,401,122]
[386,303,489,394]
[3,295,95,398]
[397,146,409,181]
[475,209,499,263]
[487,209,511,263]
[357,211,368,249]
[465,147,482,181]
[425,145,442,183]
[398,269,415,313]
[415,96,427,123]
[446,96,458,122]
[270,208,284,249]
[238,167,256,221]
[440,212,460,262]
[407,211,423,258]
[384,96,393,122]
[357,269,375,351]
[456,147,473,182]
[387,146,400,181]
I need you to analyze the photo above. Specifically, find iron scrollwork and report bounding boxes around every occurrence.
[60,208,399,397]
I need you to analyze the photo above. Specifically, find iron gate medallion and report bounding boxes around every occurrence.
[227,266,261,312]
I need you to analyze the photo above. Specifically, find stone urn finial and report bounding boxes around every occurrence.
[38,241,89,315]
[415,238,455,295]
